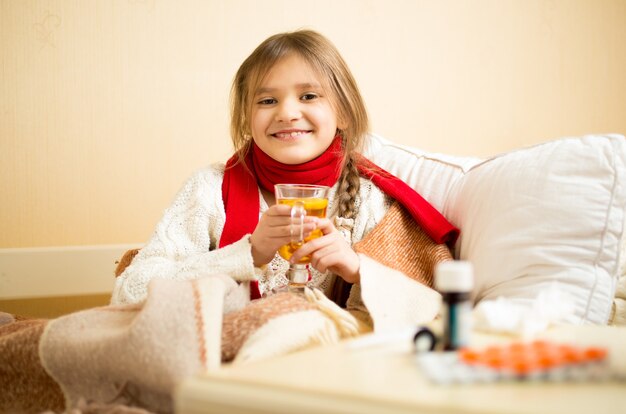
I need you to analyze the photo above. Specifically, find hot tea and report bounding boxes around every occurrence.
[277,197,328,263]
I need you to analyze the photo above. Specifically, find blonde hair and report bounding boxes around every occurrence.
[230,29,369,219]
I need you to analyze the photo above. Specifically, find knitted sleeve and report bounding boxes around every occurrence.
[111,165,257,305]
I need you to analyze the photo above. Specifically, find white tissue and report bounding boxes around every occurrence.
[473,283,576,338]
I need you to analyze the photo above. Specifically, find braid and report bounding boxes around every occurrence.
[330,154,361,308]
[336,155,361,219]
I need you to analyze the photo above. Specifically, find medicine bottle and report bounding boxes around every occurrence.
[435,261,474,351]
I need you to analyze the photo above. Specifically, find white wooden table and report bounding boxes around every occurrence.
[175,325,626,414]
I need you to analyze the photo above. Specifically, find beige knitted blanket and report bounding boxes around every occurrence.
[0,280,364,413]
[0,201,452,414]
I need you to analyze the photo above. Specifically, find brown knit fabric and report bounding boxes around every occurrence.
[354,202,453,287]
[221,292,316,361]
[115,248,140,277]
[0,319,65,413]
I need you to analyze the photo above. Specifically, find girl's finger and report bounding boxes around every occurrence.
[290,231,341,263]
[271,222,319,239]
[262,214,318,230]
[311,249,345,273]
[314,218,336,235]
[265,204,294,216]
[289,235,324,263]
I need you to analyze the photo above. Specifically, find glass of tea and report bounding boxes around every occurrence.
[274,184,330,292]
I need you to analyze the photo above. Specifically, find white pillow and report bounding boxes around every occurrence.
[365,133,626,325]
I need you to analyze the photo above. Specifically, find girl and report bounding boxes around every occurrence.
[111,29,458,310]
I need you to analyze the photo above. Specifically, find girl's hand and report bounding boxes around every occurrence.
[290,218,360,284]
[250,204,319,267]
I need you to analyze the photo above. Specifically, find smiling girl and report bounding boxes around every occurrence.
[112,30,458,310]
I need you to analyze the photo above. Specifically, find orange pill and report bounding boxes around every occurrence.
[558,345,585,364]
[535,352,564,370]
[459,348,482,365]
[508,342,532,356]
[583,347,608,362]
[506,358,541,376]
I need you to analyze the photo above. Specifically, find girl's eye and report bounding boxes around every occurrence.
[301,93,318,101]
[257,98,277,105]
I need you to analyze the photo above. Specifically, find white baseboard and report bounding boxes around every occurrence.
[0,244,141,299]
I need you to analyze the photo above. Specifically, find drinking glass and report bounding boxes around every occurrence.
[274,184,330,292]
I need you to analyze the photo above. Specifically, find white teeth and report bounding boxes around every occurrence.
[275,131,307,138]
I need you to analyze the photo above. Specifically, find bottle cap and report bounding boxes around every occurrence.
[435,261,474,292]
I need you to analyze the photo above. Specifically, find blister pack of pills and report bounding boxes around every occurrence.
[416,340,620,384]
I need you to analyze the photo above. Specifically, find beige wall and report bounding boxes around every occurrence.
[2,0,625,248]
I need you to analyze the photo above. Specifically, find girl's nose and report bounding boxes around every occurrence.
[275,99,301,122]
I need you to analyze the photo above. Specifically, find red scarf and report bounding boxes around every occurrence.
[220,137,459,299]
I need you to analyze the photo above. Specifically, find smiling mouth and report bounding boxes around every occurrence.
[272,130,311,139]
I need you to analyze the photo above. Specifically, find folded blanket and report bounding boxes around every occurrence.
[37,279,362,413]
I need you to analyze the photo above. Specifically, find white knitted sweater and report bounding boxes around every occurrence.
[111,163,392,308]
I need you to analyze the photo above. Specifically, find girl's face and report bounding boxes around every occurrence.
[250,54,340,165]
